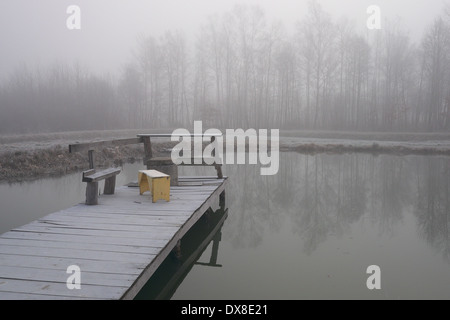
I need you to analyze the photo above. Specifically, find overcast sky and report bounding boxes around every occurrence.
[0,0,447,80]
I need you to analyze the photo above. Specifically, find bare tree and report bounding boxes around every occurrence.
[298,0,337,129]
[421,18,450,130]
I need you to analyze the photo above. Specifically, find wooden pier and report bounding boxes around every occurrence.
[0,176,227,300]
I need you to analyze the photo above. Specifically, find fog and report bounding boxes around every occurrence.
[0,0,449,133]
[0,1,444,77]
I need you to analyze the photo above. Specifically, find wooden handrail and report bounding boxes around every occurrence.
[137,133,222,138]
[69,134,223,153]
[69,137,142,153]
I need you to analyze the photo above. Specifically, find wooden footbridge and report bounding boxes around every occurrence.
[0,135,227,299]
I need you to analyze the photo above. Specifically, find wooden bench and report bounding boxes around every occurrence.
[138,134,223,183]
[69,143,124,206]
[82,167,121,205]
[138,169,170,203]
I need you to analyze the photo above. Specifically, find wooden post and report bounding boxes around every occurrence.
[210,136,216,157]
[86,181,98,205]
[86,150,98,205]
[88,150,95,169]
[219,190,226,209]
[142,136,153,166]
[104,176,116,195]
[211,136,223,179]
[215,165,223,179]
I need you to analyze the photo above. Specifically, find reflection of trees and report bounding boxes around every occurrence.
[294,155,338,254]
[223,153,303,248]
[338,155,367,224]
[224,153,410,253]
[415,158,450,260]
[224,163,284,248]
[372,156,410,235]
[220,152,449,260]
[291,154,368,254]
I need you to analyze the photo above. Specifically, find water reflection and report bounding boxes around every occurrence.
[415,158,450,260]
[222,153,450,262]
[222,165,283,249]
[135,206,228,300]
[3,153,450,299]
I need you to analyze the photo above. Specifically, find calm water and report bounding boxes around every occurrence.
[1,153,450,299]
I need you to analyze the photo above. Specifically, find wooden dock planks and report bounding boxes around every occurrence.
[0,177,227,300]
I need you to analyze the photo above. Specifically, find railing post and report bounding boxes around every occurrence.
[211,136,223,179]
[142,136,153,167]
[86,149,98,205]
[88,149,95,169]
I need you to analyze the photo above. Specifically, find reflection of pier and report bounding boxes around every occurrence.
[195,229,223,268]
[136,206,227,300]
[0,177,227,300]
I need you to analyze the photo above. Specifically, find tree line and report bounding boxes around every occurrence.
[1,1,450,134]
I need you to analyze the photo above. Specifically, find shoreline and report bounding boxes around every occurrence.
[1,130,450,183]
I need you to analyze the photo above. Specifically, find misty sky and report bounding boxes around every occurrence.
[0,0,447,80]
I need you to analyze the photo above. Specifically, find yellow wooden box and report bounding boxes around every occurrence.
[138,169,170,203]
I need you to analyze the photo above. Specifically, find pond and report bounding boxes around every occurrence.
[1,153,450,299]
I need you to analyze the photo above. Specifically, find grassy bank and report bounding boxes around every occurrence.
[1,129,450,183]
